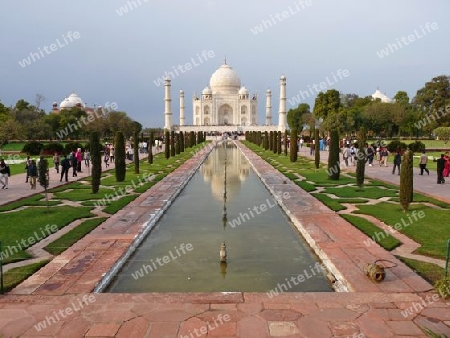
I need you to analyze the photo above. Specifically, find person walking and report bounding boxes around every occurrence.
[84,150,91,167]
[0,159,10,189]
[53,152,60,174]
[60,155,70,182]
[380,148,389,167]
[25,155,31,183]
[29,160,38,189]
[71,151,78,177]
[367,144,375,166]
[419,151,430,175]
[437,154,446,184]
[76,148,83,173]
[392,150,401,175]
[342,144,350,167]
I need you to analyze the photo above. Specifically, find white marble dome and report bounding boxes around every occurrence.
[238,86,249,95]
[372,89,391,103]
[60,98,72,109]
[202,86,212,95]
[68,93,85,107]
[210,64,241,94]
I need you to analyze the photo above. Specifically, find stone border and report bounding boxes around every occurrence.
[93,143,215,292]
[234,141,349,293]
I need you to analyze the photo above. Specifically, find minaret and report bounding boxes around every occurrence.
[277,75,287,131]
[179,90,185,126]
[164,77,172,130]
[265,89,272,125]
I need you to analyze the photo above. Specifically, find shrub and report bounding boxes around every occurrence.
[387,140,407,153]
[64,142,84,154]
[42,143,65,155]
[408,140,426,153]
[22,141,45,155]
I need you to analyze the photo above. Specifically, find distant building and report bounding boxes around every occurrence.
[371,89,391,103]
[51,92,98,114]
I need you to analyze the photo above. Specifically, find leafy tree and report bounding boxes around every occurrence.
[399,150,413,211]
[90,132,102,193]
[0,118,23,142]
[433,127,450,144]
[287,103,311,130]
[134,130,139,174]
[114,131,126,182]
[394,91,410,106]
[356,127,366,190]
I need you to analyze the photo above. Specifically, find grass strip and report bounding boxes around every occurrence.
[45,217,108,255]
[1,260,50,293]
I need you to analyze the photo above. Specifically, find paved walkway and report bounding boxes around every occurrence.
[0,151,154,207]
[299,147,450,203]
[0,142,449,337]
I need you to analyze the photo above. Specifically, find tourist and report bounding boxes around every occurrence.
[104,152,110,167]
[60,155,70,182]
[84,149,91,167]
[392,150,401,175]
[53,152,60,174]
[76,148,83,173]
[380,148,389,167]
[436,154,446,184]
[443,152,450,178]
[310,139,315,156]
[342,144,350,167]
[299,137,304,148]
[419,151,430,175]
[71,151,78,177]
[349,144,356,165]
[0,159,10,189]
[110,147,115,162]
[29,160,38,189]
[366,143,375,166]
[25,155,31,183]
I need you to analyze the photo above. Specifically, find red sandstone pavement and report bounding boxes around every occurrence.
[0,142,449,337]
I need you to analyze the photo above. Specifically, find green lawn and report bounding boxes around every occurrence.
[397,256,445,284]
[244,141,449,281]
[45,217,108,255]
[0,143,209,291]
[354,203,450,259]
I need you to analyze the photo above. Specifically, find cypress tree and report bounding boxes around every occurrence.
[148,132,153,164]
[170,131,176,157]
[134,130,139,174]
[176,133,180,154]
[90,132,102,193]
[290,128,298,162]
[180,131,185,152]
[264,131,269,150]
[400,150,414,211]
[356,127,366,190]
[272,132,277,154]
[115,131,126,182]
[277,131,282,154]
[327,129,340,180]
[165,131,170,159]
[269,131,273,151]
[284,130,288,156]
[38,155,50,211]
[314,129,320,169]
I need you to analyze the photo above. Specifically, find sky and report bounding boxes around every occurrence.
[1,0,449,128]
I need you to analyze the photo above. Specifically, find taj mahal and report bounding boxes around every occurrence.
[163,61,287,133]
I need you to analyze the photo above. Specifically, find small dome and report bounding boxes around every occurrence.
[210,64,241,94]
[280,75,286,80]
[372,89,391,103]
[60,98,72,109]
[266,89,271,93]
[239,86,249,95]
[202,86,212,95]
[68,92,85,107]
